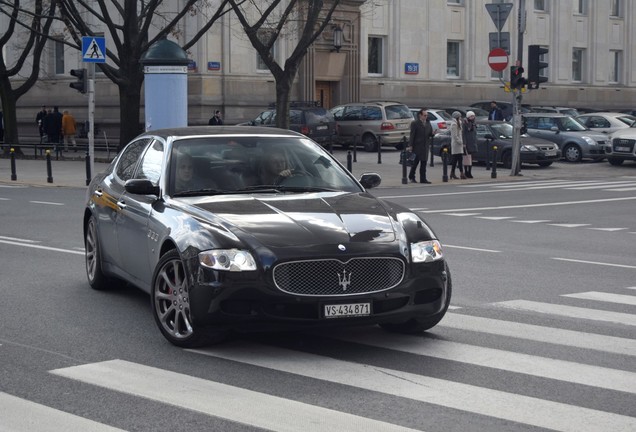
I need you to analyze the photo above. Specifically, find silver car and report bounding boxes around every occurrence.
[523,113,608,162]
[605,122,636,165]
[575,112,636,134]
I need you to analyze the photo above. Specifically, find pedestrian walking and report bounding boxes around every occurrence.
[462,111,477,178]
[43,106,63,150]
[62,110,77,151]
[449,111,465,180]
[407,108,434,184]
[208,110,223,125]
[36,105,48,142]
[488,101,504,121]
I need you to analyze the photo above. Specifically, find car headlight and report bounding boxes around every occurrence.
[410,240,444,263]
[199,249,257,271]
[582,136,596,145]
[520,145,538,152]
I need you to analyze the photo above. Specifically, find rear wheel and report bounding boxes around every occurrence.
[380,264,452,334]
[361,133,378,152]
[563,144,583,162]
[151,250,228,347]
[607,157,624,166]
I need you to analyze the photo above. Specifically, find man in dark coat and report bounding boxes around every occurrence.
[43,106,63,148]
[488,101,504,121]
[407,108,435,184]
[208,110,223,125]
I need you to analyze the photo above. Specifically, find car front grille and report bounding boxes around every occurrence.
[273,257,405,296]
[612,138,635,153]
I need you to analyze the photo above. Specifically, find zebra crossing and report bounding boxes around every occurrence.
[2,288,635,431]
[458,178,636,192]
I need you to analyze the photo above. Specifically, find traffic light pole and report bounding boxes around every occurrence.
[510,0,526,177]
[88,63,95,178]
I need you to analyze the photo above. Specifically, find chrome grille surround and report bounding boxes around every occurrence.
[272,257,405,297]
[612,138,635,153]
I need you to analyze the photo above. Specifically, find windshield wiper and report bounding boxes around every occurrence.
[235,185,337,193]
[172,188,229,197]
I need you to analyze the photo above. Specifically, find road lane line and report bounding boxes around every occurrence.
[552,257,636,270]
[444,244,501,253]
[51,360,418,432]
[29,201,65,206]
[0,235,39,243]
[495,300,636,326]
[548,223,591,228]
[0,392,125,432]
[562,291,636,306]
[0,239,84,255]
[191,344,636,432]
[439,312,636,356]
[511,220,551,223]
[587,227,628,232]
[476,216,515,220]
[417,196,636,213]
[566,182,636,190]
[332,328,636,393]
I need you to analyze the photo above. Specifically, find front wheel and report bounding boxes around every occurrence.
[85,215,116,291]
[607,157,624,166]
[151,250,228,347]
[380,264,452,334]
[501,151,513,169]
[563,144,582,162]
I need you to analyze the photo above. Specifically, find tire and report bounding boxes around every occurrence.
[85,215,115,291]
[379,264,452,334]
[151,250,228,348]
[563,144,583,163]
[361,134,378,152]
[607,157,624,166]
[537,161,553,167]
[501,151,512,169]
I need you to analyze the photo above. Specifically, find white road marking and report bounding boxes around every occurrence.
[606,187,636,191]
[0,239,84,255]
[476,216,515,220]
[511,220,551,223]
[552,257,636,270]
[191,344,636,432]
[0,392,125,432]
[418,196,636,213]
[495,300,636,326]
[561,291,636,306]
[444,244,501,253]
[440,312,636,356]
[0,235,39,243]
[548,223,591,228]
[29,201,64,206]
[441,212,482,216]
[566,182,636,190]
[586,227,628,232]
[51,360,418,432]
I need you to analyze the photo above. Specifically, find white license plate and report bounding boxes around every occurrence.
[616,146,630,152]
[324,303,371,319]
[397,123,409,129]
[545,150,557,156]
[316,125,328,130]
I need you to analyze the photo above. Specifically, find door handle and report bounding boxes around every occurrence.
[117,200,127,210]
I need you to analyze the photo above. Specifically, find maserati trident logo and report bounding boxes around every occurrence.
[337,269,352,291]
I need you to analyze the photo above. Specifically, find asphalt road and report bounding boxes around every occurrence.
[0,170,635,431]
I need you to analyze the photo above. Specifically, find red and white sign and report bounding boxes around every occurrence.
[488,48,509,72]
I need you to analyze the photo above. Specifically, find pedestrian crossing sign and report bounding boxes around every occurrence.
[82,36,106,63]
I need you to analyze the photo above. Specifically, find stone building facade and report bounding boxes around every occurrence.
[6,0,635,139]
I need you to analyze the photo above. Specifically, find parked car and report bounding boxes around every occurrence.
[575,112,636,134]
[239,102,336,147]
[431,120,560,168]
[522,113,608,162]
[410,108,453,133]
[531,106,580,117]
[83,126,452,347]
[441,106,489,120]
[331,101,413,151]
[604,122,636,165]
[470,101,532,121]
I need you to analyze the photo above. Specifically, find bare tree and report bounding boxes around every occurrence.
[227,0,342,130]
[56,0,238,150]
[0,0,57,150]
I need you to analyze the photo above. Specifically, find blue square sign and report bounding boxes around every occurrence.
[82,36,106,63]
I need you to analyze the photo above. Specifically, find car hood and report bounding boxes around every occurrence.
[189,192,400,248]
[610,128,636,140]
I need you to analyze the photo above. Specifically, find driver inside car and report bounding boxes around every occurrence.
[259,150,293,185]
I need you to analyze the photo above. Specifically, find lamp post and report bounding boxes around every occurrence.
[332,25,343,52]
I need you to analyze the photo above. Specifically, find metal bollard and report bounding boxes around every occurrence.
[328,136,334,154]
[491,146,498,179]
[442,148,449,182]
[486,144,491,170]
[377,136,382,164]
[85,151,91,186]
[430,143,435,167]
[353,134,358,163]
[46,150,53,183]
[10,148,17,181]
[347,151,352,172]
[401,149,408,184]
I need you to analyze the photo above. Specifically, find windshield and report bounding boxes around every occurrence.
[557,117,587,131]
[169,136,362,196]
[489,122,514,138]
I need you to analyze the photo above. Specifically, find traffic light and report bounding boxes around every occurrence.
[510,66,526,90]
[69,68,87,93]
[527,45,549,89]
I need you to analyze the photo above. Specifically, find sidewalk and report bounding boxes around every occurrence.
[0,148,576,189]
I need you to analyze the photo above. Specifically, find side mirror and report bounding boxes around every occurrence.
[359,173,382,189]
[125,179,160,196]
[550,126,560,133]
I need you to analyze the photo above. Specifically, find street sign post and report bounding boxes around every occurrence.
[488,48,509,72]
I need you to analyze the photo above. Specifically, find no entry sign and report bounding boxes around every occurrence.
[488,48,509,72]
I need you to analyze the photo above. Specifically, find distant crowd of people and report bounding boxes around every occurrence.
[36,105,77,152]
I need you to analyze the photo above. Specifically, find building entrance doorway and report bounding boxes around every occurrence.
[315,81,336,108]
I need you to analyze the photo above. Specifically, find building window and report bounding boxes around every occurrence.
[447,0,462,4]
[534,0,547,11]
[368,36,384,75]
[572,48,584,82]
[576,0,587,14]
[609,51,621,83]
[54,39,65,75]
[610,0,621,17]
[447,41,461,78]
[256,29,277,72]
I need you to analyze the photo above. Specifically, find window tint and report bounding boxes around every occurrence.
[289,110,302,124]
[343,106,363,121]
[116,139,151,181]
[385,104,413,120]
[304,109,333,123]
[136,140,164,184]
[362,106,382,121]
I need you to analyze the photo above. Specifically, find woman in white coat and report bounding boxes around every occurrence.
[450,111,466,179]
